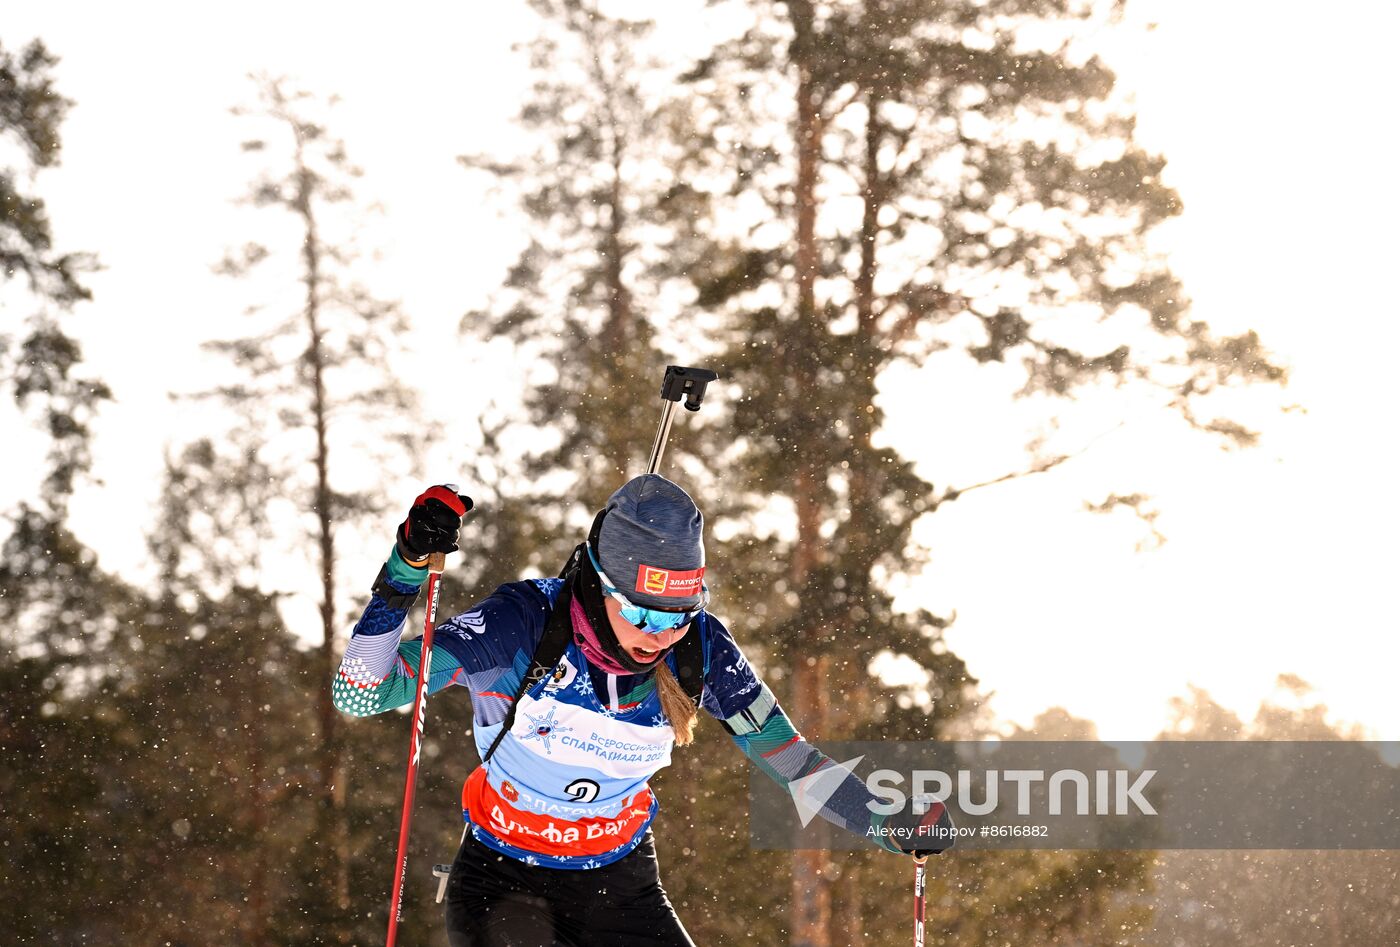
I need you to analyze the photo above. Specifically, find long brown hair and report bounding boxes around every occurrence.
[654,660,698,746]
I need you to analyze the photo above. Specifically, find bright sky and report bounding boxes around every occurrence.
[5,1,1398,739]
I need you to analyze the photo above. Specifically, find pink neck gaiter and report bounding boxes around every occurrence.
[569,595,633,675]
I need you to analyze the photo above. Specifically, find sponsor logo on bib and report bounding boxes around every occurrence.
[565,778,601,803]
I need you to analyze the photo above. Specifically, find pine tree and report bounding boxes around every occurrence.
[198,75,420,943]
[460,1,1290,941]
[1148,683,1400,947]
[0,39,142,943]
[129,436,321,943]
[0,532,152,944]
[2,37,108,612]
[1,39,106,512]
[458,7,799,941]
[663,1,1286,942]
[461,0,694,562]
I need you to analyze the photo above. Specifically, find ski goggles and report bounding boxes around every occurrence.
[586,544,708,635]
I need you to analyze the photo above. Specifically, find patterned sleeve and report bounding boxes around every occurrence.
[331,548,466,717]
[699,614,901,853]
[332,551,555,719]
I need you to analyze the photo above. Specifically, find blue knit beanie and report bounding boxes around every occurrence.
[596,474,706,609]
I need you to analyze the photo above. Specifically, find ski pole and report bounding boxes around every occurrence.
[912,855,928,947]
[385,550,447,947]
[646,365,719,474]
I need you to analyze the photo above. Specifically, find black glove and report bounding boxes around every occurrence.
[396,485,473,565]
[888,796,956,858]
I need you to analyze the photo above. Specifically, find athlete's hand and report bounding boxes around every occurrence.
[889,795,955,858]
[396,485,473,566]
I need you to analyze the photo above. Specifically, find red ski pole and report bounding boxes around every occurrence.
[912,855,928,947]
[385,550,447,947]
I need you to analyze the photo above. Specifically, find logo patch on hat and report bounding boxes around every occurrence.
[637,564,705,598]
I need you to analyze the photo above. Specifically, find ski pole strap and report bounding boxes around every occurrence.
[371,563,421,611]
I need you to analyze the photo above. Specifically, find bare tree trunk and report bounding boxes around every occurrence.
[244,604,271,945]
[791,657,834,947]
[296,152,351,942]
[855,96,881,339]
[246,699,269,945]
[601,132,634,481]
[601,135,632,351]
[787,3,834,940]
[840,860,863,945]
[575,16,639,485]
[846,90,886,611]
[791,464,833,947]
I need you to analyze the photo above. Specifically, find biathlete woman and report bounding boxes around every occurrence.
[334,474,949,946]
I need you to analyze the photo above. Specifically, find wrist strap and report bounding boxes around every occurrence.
[372,563,420,611]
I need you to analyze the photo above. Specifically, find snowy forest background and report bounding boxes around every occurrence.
[4,0,1399,944]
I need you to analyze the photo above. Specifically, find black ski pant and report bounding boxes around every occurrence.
[444,830,696,947]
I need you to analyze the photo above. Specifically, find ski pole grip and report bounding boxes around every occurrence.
[427,552,447,574]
